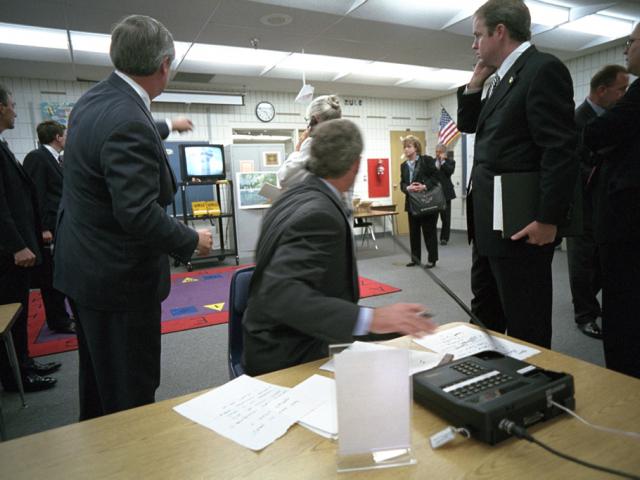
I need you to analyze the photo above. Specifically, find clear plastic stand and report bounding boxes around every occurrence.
[332,346,416,473]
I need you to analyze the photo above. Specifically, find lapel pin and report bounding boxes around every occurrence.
[509,76,514,84]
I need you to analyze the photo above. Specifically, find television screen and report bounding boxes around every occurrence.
[180,144,225,183]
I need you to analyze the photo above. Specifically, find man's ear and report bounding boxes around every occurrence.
[160,56,171,75]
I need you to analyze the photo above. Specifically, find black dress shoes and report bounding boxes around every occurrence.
[577,321,603,339]
[24,358,62,375]
[406,262,418,267]
[50,321,76,335]
[3,374,57,393]
[425,261,437,268]
[440,239,448,245]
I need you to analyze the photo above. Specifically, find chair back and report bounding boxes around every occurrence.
[227,266,254,379]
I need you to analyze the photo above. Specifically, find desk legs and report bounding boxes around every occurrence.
[3,334,26,407]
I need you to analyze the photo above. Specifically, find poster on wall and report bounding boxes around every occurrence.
[237,171,279,209]
[40,101,75,126]
[262,151,282,167]
[367,158,390,198]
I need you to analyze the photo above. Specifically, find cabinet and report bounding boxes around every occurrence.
[176,179,239,271]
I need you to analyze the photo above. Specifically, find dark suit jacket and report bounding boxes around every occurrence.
[457,45,578,257]
[584,78,640,243]
[242,175,360,375]
[0,140,42,264]
[53,72,198,311]
[23,145,63,232]
[400,155,440,212]
[434,155,456,201]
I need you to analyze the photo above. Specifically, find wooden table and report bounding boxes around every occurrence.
[1,324,639,479]
[353,209,399,249]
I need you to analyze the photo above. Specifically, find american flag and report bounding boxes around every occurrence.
[438,108,460,146]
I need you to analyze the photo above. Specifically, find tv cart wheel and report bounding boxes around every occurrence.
[235,256,240,265]
[218,255,225,262]
[186,263,193,272]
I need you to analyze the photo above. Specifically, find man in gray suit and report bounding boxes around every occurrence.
[54,15,212,419]
[242,119,435,376]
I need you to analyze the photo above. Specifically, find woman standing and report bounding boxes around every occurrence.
[400,136,440,268]
[277,95,342,188]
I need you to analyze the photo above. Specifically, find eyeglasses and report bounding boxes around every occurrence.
[625,37,638,49]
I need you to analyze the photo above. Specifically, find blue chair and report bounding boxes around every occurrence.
[227,266,254,379]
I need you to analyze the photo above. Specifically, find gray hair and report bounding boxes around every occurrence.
[110,15,175,76]
[308,119,363,179]
[436,143,447,152]
[0,84,11,106]
[306,95,342,125]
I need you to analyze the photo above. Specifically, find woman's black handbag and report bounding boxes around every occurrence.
[407,184,446,216]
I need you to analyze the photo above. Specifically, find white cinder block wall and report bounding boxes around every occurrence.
[0,42,628,234]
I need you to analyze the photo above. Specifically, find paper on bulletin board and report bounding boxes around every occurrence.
[239,160,254,173]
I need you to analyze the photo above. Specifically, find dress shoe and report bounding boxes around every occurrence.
[24,358,62,375]
[49,321,76,335]
[406,262,418,267]
[425,261,437,269]
[577,321,602,339]
[440,239,448,246]
[3,374,57,393]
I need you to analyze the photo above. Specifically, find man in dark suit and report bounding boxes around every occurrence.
[457,0,577,348]
[53,15,212,419]
[583,24,640,378]
[242,119,435,376]
[434,143,456,245]
[0,84,59,392]
[567,65,629,340]
[23,120,75,334]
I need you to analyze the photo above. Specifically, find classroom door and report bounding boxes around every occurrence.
[390,130,427,235]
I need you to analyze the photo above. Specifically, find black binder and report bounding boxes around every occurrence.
[497,172,582,238]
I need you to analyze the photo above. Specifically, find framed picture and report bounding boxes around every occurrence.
[262,151,281,167]
[237,171,279,209]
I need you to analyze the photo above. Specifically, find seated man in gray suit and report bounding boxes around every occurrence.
[242,119,436,376]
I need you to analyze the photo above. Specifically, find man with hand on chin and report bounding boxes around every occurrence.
[457,0,578,348]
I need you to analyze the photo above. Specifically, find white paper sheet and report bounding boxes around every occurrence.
[413,324,540,360]
[319,341,444,376]
[294,375,338,439]
[173,375,323,451]
[493,175,503,231]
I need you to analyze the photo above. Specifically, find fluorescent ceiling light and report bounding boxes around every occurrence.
[358,61,436,80]
[276,52,366,75]
[398,0,484,13]
[70,31,110,53]
[525,0,569,27]
[0,22,67,49]
[232,134,292,141]
[185,43,289,66]
[559,14,633,38]
[154,91,244,105]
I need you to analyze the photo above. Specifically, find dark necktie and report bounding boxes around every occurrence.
[58,154,64,168]
[487,74,501,99]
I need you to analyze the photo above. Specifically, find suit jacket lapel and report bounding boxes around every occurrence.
[477,46,537,128]
[41,145,63,177]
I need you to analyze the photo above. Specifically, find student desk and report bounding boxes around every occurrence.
[1,323,639,479]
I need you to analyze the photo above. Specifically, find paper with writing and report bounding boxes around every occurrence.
[413,324,540,360]
[173,375,323,451]
[493,175,503,231]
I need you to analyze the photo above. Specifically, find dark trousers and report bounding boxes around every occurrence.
[438,200,452,242]
[69,300,161,420]
[35,244,71,329]
[470,243,554,348]
[408,212,438,264]
[0,258,31,387]
[599,241,640,378]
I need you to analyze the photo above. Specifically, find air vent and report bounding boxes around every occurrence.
[172,72,216,83]
[260,13,293,27]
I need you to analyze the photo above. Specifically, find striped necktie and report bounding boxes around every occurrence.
[487,74,501,98]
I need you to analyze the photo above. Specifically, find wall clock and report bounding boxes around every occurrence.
[255,101,276,122]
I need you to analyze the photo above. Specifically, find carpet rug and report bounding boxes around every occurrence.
[27,265,401,357]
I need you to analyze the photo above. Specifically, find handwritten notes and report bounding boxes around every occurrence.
[413,324,540,360]
[173,375,323,451]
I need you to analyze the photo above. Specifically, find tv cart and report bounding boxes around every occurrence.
[175,179,239,271]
